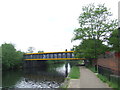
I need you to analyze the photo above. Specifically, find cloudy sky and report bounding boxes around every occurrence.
[0,0,119,52]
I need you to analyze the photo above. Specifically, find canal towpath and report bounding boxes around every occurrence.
[68,66,112,88]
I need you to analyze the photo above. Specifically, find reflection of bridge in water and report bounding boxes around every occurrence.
[24,63,70,81]
[24,51,85,60]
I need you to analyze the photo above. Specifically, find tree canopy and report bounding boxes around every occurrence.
[73,39,109,59]
[1,43,24,70]
[27,47,35,53]
[108,29,120,52]
[72,3,117,42]
[72,3,118,59]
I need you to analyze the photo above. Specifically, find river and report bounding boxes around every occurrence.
[2,63,71,89]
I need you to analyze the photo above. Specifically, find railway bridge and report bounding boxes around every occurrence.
[24,51,85,60]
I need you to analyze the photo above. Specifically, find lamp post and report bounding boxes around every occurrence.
[93,34,97,72]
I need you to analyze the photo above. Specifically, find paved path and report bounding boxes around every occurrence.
[68,79,80,88]
[68,66,112,89]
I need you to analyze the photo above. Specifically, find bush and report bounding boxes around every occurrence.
[1,43,24,70]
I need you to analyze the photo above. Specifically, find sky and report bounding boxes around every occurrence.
[0,0,119,52]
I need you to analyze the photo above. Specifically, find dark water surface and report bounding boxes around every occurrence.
[2,63,71,88]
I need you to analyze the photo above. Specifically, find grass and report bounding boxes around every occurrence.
[68,66,80,79]
[78,60,84,64]
[60,65,80,88]
[97,74,108,83]
[97,74,120,90]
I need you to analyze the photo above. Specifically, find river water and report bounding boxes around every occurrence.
[2,63,71,89]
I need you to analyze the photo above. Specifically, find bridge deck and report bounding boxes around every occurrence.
[24,58,85,60]
[24,51,85,60]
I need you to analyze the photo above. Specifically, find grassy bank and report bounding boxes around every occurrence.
[97,74,120,90]
[60,66,80,89]
[68,66,80,79]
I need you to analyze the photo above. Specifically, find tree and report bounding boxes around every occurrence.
[72,3,117,42]
[38,51,44,53]
[2,43,23,70]
[73,39,109,59]
[72,3,117,58]
[27,47,35,53]
[2,43,16,69]
[108,29,120,52]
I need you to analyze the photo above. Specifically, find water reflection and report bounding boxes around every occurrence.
[15,77,60,88]
[56,63,70,76]
[3,63,71,88]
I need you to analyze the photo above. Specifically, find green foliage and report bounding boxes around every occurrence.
[73,39,109,58]
[97,74,120,90]
[2,70,23,88]
[38,51,44,53]
[27,47,35,53]
[68,66,80,79]
[72,3,117,42]
[86,64,97,73]
[97,74,107,83]
[108,29,120,52]
[72,3,117,59]
[1,43,24,70]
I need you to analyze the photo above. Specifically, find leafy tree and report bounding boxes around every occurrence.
[2,43,23,70]
[73,39,109,59]
[72,3,117,58]
[72,3,117,42]
[27,47,35,53]
[2,43,16,69]
[14,51,24,67]
[38,51,44,53]
[108,29,120,52]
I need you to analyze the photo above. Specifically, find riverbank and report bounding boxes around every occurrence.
[68,66,80,88]
[68,66,80,79]
[60,65,80,88]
